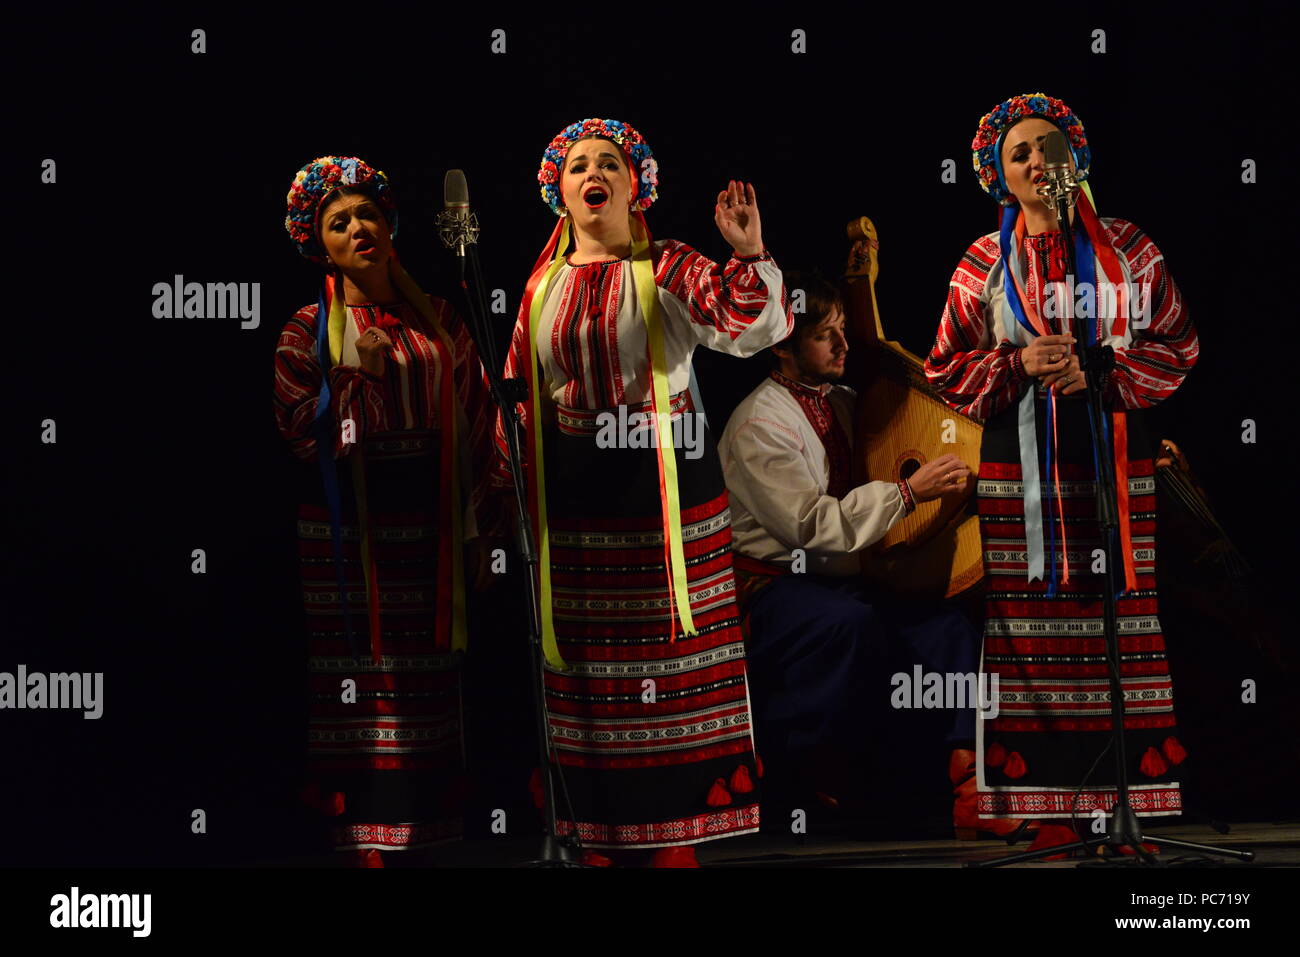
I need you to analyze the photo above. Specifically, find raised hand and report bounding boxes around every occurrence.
[714,180,763,257]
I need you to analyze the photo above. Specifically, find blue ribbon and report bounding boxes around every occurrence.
[999,209,1039,339]
[312,279,360,661]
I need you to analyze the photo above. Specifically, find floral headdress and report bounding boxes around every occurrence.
[537,118,658,217]
[285,156,398,264]
[971,93,1091,206]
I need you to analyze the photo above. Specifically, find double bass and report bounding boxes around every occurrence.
[840,216,983,600]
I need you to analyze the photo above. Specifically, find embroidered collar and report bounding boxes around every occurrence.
[769,370,851,498]
[770,369,833,398]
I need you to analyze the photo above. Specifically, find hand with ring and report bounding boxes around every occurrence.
[1042,352,1087,396]
[356,326,393,378]
[1020,334,1076,378]
[906,453,973,503]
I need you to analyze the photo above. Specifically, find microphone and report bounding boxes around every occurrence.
[1036,130,1079,213]
[437,169,480,259]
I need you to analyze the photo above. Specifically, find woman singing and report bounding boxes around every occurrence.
[924,95,1199,853]
[274,156,497,866]
[496,118,793,866]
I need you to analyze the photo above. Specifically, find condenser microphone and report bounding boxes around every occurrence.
[1036,129,1079,213]
[437,169,480,258]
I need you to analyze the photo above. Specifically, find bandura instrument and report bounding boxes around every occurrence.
[841,216,983,599]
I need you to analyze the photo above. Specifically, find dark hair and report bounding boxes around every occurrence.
[770,269,844,366]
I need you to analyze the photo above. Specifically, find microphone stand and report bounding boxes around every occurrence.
[440,211,582,868]
[970,188,1251,868]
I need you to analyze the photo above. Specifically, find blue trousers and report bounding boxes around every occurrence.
[744,574,980,769]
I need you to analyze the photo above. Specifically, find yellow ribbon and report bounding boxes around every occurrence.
[630,214,696,639]
[1081,180,1097,216]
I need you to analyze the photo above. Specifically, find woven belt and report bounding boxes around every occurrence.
[556,390,695,436]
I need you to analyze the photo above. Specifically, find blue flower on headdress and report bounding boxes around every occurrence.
[284,155,397,263]
[536,117,658,216]
[971,93,1091,205]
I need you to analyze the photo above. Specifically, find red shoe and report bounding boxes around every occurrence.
[1027,823,1083,860]
[1115,842,1161,856]
[580,850,613,867]
[949,750,1033,841]
[348,848,384,868]
[648,846,700,868]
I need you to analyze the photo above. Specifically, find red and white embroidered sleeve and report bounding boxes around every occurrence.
[924,236,1029,422]
[1103,219,1199,409]
[490,312,531,496]
[655,239,793,349]
[273,305,387,461]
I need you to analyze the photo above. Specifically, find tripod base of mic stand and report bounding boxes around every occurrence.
[523,834,585,868]
[966,835,1255,868]
[966,807,1256,868]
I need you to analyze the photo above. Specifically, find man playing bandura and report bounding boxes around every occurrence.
[719,272,1001,837]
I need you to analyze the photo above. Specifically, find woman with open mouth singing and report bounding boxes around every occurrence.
[495,118,793,866]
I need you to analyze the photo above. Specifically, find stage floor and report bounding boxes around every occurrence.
[699,821,1299,868]
[344,820,1299,868]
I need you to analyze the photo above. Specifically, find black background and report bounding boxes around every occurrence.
[5,3,1297,865]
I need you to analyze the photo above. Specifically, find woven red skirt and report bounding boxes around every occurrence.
[296,430,465,852]
[975,394,1186,821]
[538,401,761,849]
